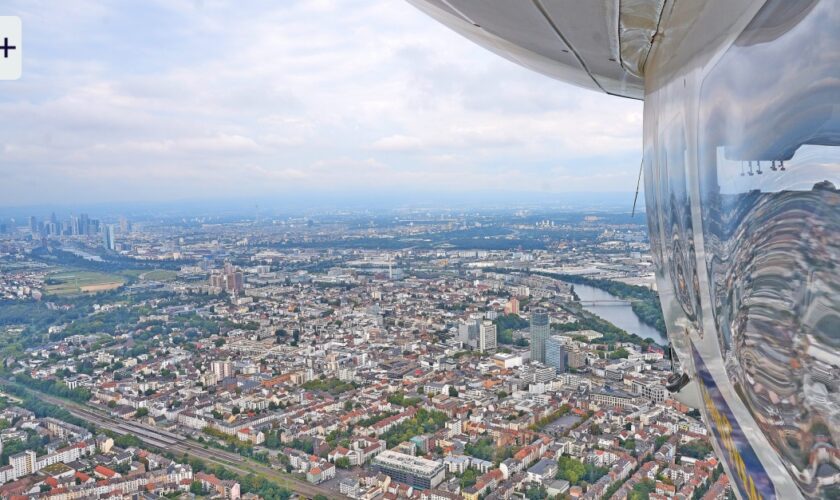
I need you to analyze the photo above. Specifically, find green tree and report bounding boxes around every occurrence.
[301,378,357,395]
[264,431,282,449]
[387,391,421,407]
[630,479,655,500]
[609,347,630,359]
[465,437,495,461]
[459,468,478,488]
[380,409,448,448]
[557,456,586,484]
[289,438,315,454]
[525,485,547,500]
[493,314,529,345]
[679,439,713,459]
[531,405,571,430]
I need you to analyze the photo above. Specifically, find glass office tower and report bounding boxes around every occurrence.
[530,308,550,364]
[545,335,567,374]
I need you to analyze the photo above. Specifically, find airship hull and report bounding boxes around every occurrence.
[408,1,840,498]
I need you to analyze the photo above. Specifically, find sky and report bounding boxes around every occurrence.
[0,0,643,208]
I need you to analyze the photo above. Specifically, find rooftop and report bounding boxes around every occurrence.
[373,450,444,476]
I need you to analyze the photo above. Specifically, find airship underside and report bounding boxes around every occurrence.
[408,1,840,499]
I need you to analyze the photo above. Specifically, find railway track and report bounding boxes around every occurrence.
[29,391,344,499]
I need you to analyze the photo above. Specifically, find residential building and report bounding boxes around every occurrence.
[372,450,445,490]
[479,320,497,353]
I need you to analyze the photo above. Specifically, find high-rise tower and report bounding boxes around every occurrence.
[545,335,567,374]
[530,308,549,363]
[102,225,116,251]
[479,320,497,353]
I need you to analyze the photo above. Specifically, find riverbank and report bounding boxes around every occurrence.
[485,267,667,348]
[572,283,667,345]
[527,270,666,336]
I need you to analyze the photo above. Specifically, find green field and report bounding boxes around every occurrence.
[44,270,126,296]
[140,269,179,282]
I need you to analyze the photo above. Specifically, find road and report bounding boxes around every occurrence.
[31,391,344,499]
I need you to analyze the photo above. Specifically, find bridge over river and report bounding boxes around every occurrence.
[573,283,666,344]
[576,299,631,306]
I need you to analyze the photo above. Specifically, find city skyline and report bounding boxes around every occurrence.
[1,1,642,207]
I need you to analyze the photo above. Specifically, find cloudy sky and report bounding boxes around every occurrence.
[1,0,643,208]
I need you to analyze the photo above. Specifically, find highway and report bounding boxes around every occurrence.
[31,391,344,499]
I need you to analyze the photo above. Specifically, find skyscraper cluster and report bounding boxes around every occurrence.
[26,213,108,239]
[21,213,126,252]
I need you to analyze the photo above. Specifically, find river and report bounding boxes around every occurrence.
[572,283,667,345]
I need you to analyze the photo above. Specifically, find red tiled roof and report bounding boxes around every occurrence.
[94,465,117,478]
[195,472,222,486]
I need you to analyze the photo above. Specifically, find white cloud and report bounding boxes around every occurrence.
[370,135,425,152]
[0,0,643,206]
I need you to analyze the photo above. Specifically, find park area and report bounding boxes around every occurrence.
[139,269,178,282]
[44,270,126,296]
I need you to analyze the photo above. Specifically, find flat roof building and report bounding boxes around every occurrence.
[591,387,640,410]
[372,450,445,490]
